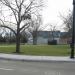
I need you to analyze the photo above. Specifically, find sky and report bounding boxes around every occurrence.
[42,0,73,31]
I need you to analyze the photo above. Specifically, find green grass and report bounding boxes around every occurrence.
[0,44,74,56]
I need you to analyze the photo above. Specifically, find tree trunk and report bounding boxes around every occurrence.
[16,32,20,53]
[33,36,37,45]
[16,24,20,53]
[52,31,54,40]
[33,31,37,45]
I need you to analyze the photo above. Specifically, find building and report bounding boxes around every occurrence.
[59,32,72,44]
[37,31,60,44]
[27,31,61,44]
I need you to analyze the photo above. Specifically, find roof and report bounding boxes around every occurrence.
[37,31,60,38]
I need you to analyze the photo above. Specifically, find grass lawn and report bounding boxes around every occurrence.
[0,44,74,56]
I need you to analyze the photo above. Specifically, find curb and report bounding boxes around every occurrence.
[0,53,75,62]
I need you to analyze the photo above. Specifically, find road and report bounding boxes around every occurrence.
[0,60,75,75]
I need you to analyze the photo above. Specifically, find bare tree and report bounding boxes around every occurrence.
[59,11,73,37]
[49,24,57,40]
[0,0,44,53]
[28,15,42,45]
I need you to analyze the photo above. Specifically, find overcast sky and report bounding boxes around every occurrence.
[42,0,73,31]
[0,0,73,31]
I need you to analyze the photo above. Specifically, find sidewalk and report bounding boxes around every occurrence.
[0,53,75,62]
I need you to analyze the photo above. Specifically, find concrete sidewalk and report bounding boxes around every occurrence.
[0,53,75,62]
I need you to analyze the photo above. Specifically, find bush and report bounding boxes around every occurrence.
[48,40,57,45]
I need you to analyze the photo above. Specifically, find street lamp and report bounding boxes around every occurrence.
[70,0,75,58]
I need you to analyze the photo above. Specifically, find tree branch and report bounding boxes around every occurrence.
[20,23,30,31]
[0,25,17,35]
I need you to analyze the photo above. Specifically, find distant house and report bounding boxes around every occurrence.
[59,32,72,44]
[36,31,61,44]
[27,31,61,44]
[27,31,72,45]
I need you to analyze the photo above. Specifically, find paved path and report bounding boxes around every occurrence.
[0,53,75,62]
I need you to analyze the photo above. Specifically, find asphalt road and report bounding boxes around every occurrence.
[0,60,75,75]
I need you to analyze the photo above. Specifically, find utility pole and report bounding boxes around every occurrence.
[70,0,75,58]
